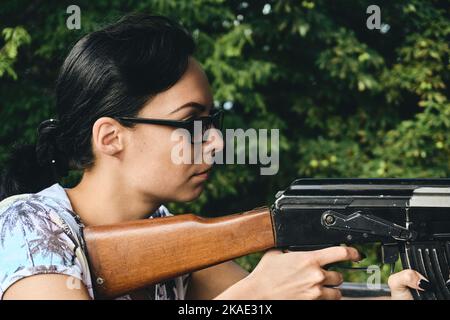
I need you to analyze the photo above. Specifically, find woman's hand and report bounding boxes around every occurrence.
[388,269,430,300]
[216,246,361,300]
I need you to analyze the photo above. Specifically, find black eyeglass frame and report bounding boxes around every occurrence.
[114,109,224,143]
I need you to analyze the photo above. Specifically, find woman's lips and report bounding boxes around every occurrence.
[193,168,211,180]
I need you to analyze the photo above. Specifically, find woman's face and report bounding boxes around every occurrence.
[120,57,224,202]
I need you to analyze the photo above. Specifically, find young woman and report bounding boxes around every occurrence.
[0,13,429,300]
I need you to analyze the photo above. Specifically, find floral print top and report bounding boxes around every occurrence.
[0,183,190,300]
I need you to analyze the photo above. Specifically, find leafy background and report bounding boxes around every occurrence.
[1,0,449,284]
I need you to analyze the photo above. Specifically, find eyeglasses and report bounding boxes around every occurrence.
[115,109,223,144]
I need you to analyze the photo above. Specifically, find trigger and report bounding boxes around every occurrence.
[390,263,395,275]
[382,243,400,265]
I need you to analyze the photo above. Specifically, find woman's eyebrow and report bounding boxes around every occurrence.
[169,102,211,115]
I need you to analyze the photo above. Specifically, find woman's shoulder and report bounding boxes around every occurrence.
[0,193,93,299]
[0,192,78,267]
[0,193,68,231]
[0,193,32,214]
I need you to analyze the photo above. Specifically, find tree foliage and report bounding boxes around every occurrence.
[1,0,449,282]
[0,26,30,80]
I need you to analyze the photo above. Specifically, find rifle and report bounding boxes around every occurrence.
[83,178,450,300]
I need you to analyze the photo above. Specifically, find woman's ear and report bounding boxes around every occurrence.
[92,117,126,157]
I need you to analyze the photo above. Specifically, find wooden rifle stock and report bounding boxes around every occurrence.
[83,207,275,298]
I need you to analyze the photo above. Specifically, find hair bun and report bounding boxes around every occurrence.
[36,118,69,178]
[37,118,59,134]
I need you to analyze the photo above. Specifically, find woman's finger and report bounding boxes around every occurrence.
[322,270,344,287]
[313,246,362,266]
[388,269,426,291]
[318,287,342,300]
[388,269,428,300]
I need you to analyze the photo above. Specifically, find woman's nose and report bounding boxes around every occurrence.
[203,128,224,156]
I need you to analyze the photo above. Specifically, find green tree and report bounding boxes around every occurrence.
[1,0,449,283]
[0,26,30,79]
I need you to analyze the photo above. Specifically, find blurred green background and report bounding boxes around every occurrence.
[1,0,449,284]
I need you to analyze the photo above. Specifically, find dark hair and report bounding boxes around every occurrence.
[0,13,195,200]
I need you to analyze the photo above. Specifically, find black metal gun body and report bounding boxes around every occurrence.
[271,179,450,300]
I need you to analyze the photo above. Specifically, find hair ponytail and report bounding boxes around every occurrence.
[36,119,70,179]
[0,119,70,201]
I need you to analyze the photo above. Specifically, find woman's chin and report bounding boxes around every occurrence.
[183,183,204,202]
[175,184,205,202]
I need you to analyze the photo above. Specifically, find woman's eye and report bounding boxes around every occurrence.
[184,111,208,121]
[181,107,214,121]
[182,114,198,121]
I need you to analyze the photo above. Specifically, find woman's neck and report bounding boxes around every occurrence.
[65,170,162,227]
